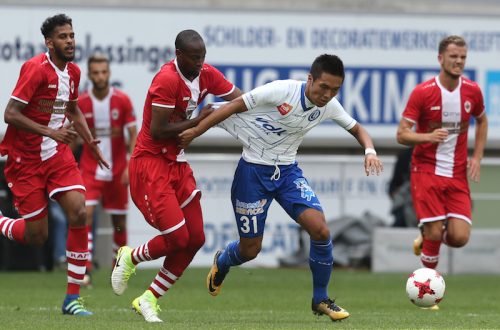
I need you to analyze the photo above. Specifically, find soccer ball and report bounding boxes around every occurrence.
[406,267,445,307]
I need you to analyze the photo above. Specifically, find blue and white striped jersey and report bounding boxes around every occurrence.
[218,79,356,165]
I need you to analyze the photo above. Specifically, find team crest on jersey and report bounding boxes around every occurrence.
[70,81,74,94]
[464,100,471,113]
[308,109,321,121]
[293,178,315,201]
[111,109,119,120]
[277,103,293,115]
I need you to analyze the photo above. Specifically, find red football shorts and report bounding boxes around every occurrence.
[4,148,85,221]
[82,172,129,214]
[128,155,200,232]
[410,171,471,225]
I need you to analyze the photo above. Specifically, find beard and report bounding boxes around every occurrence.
[93,81,109,92]
[443,67,462,79]
[54,45,75,62]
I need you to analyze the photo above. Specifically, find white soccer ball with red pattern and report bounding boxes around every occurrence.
[406,267,445,307]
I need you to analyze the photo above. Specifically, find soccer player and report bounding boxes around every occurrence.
[397,36,487,272]
[78,54,137,285]
[110,29,242,323]
[178,54,383,322]
[0,14,109,315]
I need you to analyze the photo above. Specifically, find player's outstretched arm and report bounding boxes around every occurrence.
[178,97,247,148]
[348,123,383,176]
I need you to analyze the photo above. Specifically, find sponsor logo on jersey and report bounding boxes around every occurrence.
[464,100,471,113]
[424,82,436,89]
[254,117,286,136]
[38,99,67,114]
[277,103,292,115]
[48,84,57,89]
[430,106,441,111]
[95,127,112,137]
[111,108,120,120]
[235,198,267,215]
[308,109,321,121]
[70,81,74,94]
[183,97,190,101]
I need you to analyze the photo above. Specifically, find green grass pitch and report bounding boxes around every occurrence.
[0,267,498,329]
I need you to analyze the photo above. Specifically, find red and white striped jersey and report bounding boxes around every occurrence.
[78,88,136,181]
[133,59,235,162]
[0,52,80,162]
[403,76,485,178]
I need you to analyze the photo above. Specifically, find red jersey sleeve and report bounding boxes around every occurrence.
[68,64,81,101]
[11,61,44,104]
[402,87,423,123]
[149,72,178,108]
[205,65,235,97]
[78,93,93,128]
[122,94,136,126]
[473,85,485,118]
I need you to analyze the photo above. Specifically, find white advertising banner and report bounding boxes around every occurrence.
[1,6,500,147]
[128,154,394,267]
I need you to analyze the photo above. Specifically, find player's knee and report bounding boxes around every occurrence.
[447,233,469,247]
[309,226,330,241]
[67,205,87,226]
[163,228,190,252]
[424,226,443,241]
[188,232,205,253]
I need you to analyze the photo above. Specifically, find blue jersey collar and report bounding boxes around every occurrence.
[300,82,314,111]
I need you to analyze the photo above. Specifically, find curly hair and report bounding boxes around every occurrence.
[40,14,72,38]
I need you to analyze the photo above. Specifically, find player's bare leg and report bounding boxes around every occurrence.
[443,218,470,247]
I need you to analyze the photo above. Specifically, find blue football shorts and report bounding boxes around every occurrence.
[231,158,323,238]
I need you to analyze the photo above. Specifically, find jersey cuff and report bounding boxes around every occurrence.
[344,119,357,131]
[11,95,28,104]
[403,116,416,124]
[124,121,137,128]
[152,103,175,108]
[215,85,236,98]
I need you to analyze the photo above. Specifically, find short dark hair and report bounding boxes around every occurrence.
[87,53,110,70]
[310,54,345,81]
[438,35,467,54]
[40,14,72,39]
[175,29,203,51]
